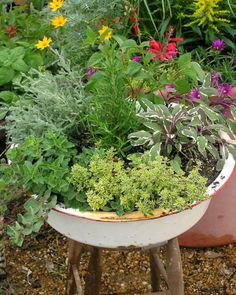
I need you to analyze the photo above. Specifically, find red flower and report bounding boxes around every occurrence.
[148,37,182,62]
[128,12,140,35]
[3,25,17,38]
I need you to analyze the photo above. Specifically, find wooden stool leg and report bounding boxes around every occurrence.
[66,239,84,295]
[84,247,102,295]
[166,238,184,295]
[149,248,161,291]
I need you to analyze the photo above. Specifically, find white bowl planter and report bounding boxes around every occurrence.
[47,154,235,249]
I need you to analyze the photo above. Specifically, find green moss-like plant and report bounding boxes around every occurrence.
[68,149,208,216]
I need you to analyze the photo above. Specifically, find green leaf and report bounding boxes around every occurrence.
[112,35,125,47]
[181,128,197,141]
[84,26,97,46]
[125,61,142,76]
[24,198,41,213]
[174,78,191,94]
[120,39,137,50]
[191,62,205,82]
[0,67,15,85]
[0,91,18,104]
[199,87,218,98]
[203,107,221,122]
[149,142,161,160]
[197,136,208,155]
[230,107,236,121]
[216,159,224,171]
[24,53,43,68]
[143,121,161,131]
[202,73,211,88]
[141,98,156,111]
[177,53,192,69]
[128,130,151,139]
[170,156,182,173]
[130,137,150,146]
[227,120,236,135]
[172,104,183,116]
[87,52,103,67]
[0,49,10,65]
[12,59,29,72]
[189,116,203,127]
[206,144,219,159]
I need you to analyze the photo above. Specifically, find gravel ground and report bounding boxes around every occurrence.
[1,224,236,295]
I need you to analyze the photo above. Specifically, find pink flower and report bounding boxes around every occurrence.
[190,88,200,99]
[86,67,95,77]
[217,84,232,97]
[212,39,224,51]
[132,55,141,62]
[165,84,176,93]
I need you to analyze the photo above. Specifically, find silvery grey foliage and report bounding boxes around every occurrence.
[6,57,88,144]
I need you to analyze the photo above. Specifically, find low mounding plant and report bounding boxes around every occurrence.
[69,148,207,216]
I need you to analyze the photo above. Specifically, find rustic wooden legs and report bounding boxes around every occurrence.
[66,237,184,295]
[66,240,83,295]
[66,241,102,295]
[166,238,184,295]
[84,247,102,295]
[148,238,184,295]
[150,248,161,291]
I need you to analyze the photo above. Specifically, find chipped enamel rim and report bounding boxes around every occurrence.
[52,154,236,222]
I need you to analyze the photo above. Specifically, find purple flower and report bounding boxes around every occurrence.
[190,88,200,99]
[86,67,95,77]
[132,55,141,62]
[165,83,176,92]
[233,60,236,67]
[210,71,221,87]
[217,83,232,97]
[212,39,225,51]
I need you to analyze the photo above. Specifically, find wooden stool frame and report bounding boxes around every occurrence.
[65,237,184,295]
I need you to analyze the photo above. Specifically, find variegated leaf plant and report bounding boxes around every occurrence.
[129,100,236,171]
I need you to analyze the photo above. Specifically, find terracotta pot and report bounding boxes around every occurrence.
[179,162,236,247]
[47,155,235,249]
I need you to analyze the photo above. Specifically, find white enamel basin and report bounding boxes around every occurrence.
[47,155,234,248]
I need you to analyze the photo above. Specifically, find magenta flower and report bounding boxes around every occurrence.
[217,83,232,97]
[132,55,141,62]
[210,71,221,87]
[165,84,176,92]
[190,88,200,99]
[86,67,95,77]
[212,39,224,51]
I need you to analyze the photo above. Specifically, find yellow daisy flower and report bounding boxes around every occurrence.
[98,25,112,41]
[49,0,64,12]
[51,15,68,28]
[35,36,52,50]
